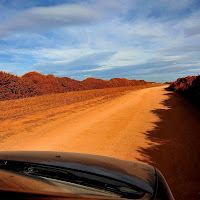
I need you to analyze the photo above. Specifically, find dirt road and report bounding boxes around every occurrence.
[1,85,200,199]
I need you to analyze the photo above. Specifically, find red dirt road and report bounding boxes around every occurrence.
[1,85,200,199]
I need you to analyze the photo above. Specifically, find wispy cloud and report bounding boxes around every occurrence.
[0,0,124,37]
[0,0,200,81]
[33,51,115,73]
[0,5,100,37]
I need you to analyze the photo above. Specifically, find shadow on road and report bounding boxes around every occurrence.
[137,89,200,200]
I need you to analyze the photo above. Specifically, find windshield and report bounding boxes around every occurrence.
[0,160,151,199]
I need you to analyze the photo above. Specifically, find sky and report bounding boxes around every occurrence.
[0,0,200,82]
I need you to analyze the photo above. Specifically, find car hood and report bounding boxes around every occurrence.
[0,151,156,199]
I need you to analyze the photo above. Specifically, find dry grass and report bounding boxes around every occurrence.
[0,84,161,142]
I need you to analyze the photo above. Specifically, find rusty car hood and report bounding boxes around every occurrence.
[0,151,156,199]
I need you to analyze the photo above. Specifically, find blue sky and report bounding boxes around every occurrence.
[0,0,200,82]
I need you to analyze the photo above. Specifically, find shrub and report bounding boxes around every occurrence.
[168,75,200,106]
[0,71,147,101]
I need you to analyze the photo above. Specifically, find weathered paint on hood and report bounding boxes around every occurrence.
[0,151,156,191]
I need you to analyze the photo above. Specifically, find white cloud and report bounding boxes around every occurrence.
[0,47,98,60]
[125,21,167,38]
[0,1,124,37]
[159,55,187,62]
[100,50,154,68]
[160,62,200,70]
[0,0,200,82]
[174,10,200,37]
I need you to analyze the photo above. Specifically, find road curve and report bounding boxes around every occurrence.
[1,85,200,200]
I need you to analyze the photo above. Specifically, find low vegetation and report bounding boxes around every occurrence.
[0,71,146,101]
[0,83,160,140]
[0,84,159,122]
[168,75,200,106]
